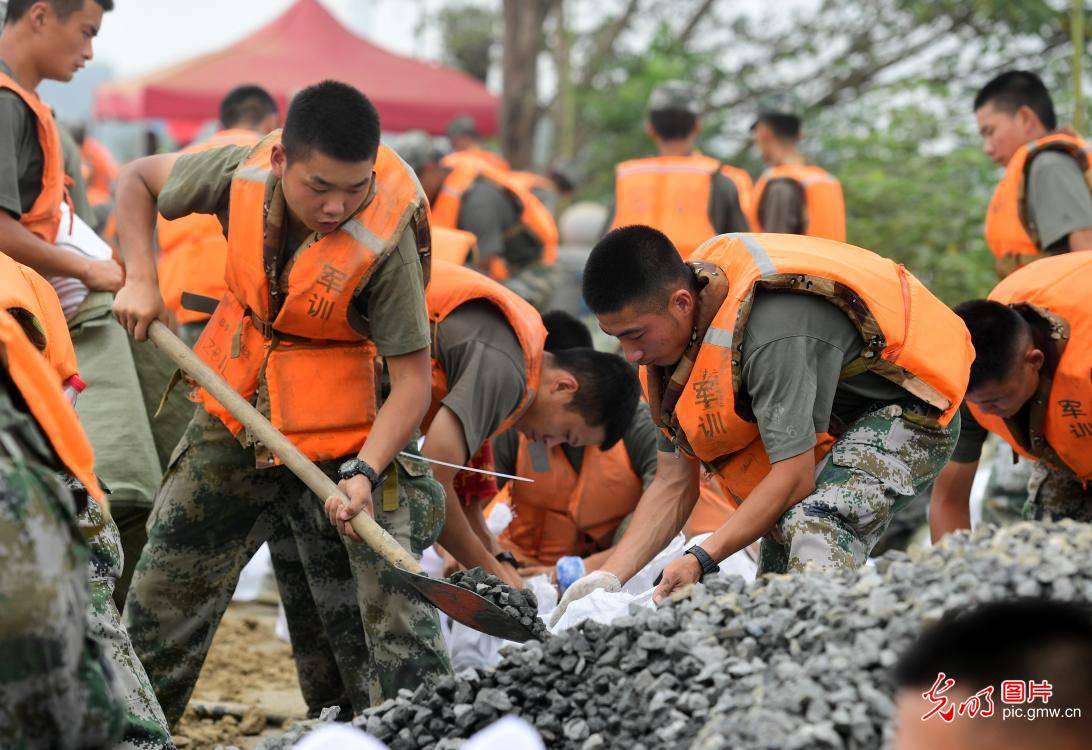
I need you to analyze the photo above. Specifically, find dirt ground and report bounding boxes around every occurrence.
[172,600,307,750]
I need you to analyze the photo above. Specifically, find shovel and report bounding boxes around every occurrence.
[147,321,538,643]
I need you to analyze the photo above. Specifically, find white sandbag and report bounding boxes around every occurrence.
[232,542,273,601]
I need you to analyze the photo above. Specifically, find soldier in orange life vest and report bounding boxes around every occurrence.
[442,113,510,172]
[973,70,1092,279]
[930,253,1092,539]
[399,130,560,310]
[605,80,752,259]
[156,84,280,346]
[509,162,578,218]
[749,107,846,241]
[72,124,118,221]
[111,81,452,723]
[417,262,640,588]
[551,227,971,622]
[1,0,195,617]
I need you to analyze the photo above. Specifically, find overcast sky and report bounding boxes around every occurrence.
[92,0,438,77]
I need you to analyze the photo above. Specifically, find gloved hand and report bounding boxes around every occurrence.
[548,570,622,628]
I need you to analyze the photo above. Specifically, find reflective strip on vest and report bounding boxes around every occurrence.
[703,326,733,348]
[617,163,717,176]
[341,218,385,254]
[728,232,777,277]
[235,165,270,184]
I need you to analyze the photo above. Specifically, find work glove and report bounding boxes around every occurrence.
[548,570,621,628]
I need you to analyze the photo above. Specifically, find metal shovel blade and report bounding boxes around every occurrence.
[394,569,539,643]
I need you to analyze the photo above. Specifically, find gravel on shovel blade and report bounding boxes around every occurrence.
[448,566,551,642]
[256,521,1092,750]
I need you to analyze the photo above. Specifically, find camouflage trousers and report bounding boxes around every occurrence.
[1025,461,1092,523]
[502,262,557,311]
[70,293,194,609]
[82,502,173,749]
[759,404,960,574]
[0,454,124,749]
[125,409,451,727]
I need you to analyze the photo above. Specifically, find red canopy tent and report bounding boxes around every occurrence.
[93,0,498,143]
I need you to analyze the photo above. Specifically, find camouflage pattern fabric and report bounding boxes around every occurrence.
[69,292,194,608]
[501,261,559,312]
[125,409,451,726]
[0,453,125,749]
[759,404,960,574]
[1025,460,1092,523]
[269,448,453,717]
[82,501,173,749]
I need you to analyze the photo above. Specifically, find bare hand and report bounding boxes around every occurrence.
[113,279,168,341]
[652,554,702,604]
[82,258,125,293]
[325,475,374,542]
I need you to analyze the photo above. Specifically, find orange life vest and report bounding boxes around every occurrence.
[968,252,1092,480]
[193,132,428,462]
[430,226,478,266]
[0,253,78,384]
[610,154,723,259]
[430,162,558,280]
[0,310,103,502]
[424,261,546,436]
[0,72,66,243]
[750,164,846,241]
[441,147,511,172]
[80,137,118,208]
[157,129,263,325]
[721,163,755,222]
[661,233,972,499]
[499,434,642,565]
[983,133,1092,278]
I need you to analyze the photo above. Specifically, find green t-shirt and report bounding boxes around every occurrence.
[456,178,543,270]
[0,60,92,225]
[493,401,660,490]
[433,299,528,457]
[157,144,429,357]
[1027,150,1092,252]
[656,290,911,461]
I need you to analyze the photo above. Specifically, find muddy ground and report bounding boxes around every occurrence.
[172,601,307,750]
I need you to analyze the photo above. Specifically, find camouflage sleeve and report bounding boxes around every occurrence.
[949,401,988,463]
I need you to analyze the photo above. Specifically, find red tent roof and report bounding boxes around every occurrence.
[93,0,498,139]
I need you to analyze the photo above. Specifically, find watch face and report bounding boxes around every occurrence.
[339,458,361,474]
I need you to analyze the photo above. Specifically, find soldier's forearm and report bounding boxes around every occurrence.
[0,212,88,279]
[929,460,977,543]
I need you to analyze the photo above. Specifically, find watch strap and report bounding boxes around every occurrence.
[684,545,720,581]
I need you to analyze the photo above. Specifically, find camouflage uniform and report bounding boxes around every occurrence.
[759,404,961,574]
[0,398,125,749]
[69,292,193,611]
[82,501,173,748]
[1025,460,1092,523]
[125,408,451,726]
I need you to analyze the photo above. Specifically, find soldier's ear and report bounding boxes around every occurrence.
[1026,347,1045,372]
[270,143,287,179]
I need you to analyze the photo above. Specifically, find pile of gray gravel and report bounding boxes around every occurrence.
[257,521,1092,750]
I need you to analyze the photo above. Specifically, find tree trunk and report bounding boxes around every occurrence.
[501,0,555,169]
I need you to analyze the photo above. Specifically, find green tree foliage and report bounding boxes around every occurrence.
[437,2,497,82]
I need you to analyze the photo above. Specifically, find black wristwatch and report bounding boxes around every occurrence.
[684,545,720,582]
[338,458,385,491]
[495,551,519,568]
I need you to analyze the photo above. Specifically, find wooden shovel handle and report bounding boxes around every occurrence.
[148,321,422,574]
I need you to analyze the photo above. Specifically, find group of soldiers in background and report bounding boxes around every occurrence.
[1,1,1091,749]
